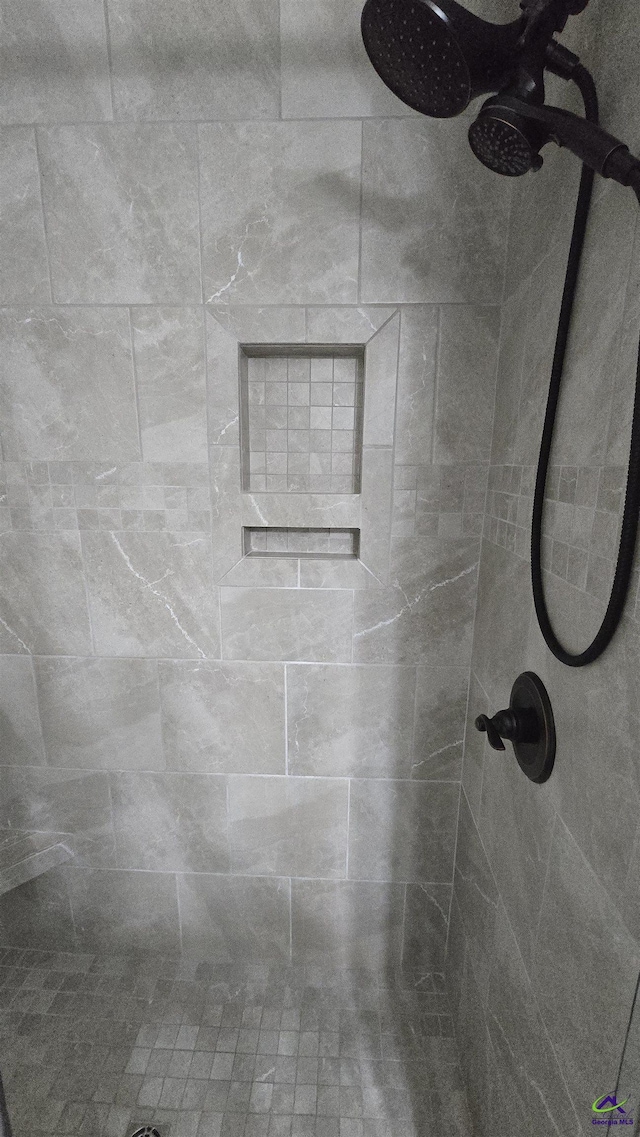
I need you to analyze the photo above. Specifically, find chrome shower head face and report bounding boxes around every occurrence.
[361,0,524,118]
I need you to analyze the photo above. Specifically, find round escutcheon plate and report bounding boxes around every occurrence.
[510,671,556,784]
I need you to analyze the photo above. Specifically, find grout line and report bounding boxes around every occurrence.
[101,0,116,122]
[399,881,407,968]
[345,778,351,880]
[32,127,55,305]
[283,663,289,776]
[195,123,207,307]
[127,307,145,460]
[357,120,364,307]
[430,306,441,466]
[288,876,293,964]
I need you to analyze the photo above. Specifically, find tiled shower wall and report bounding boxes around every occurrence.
[0,0,512,966]
[447,0,640,1134]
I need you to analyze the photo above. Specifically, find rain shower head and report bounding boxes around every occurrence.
[360,0,524,118]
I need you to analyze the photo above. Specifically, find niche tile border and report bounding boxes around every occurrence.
[206,304,400,588]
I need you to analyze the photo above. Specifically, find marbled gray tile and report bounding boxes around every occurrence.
[471,539,532,701]
[38,124,200,303]
[68,867,180,955]
[107,0,279,121]
[199,122,361,306]
[348,780,459,883]
[486,903,582,1137]
[281,0,413,119]
[532,818,640,1113]
[132,308,207,464]
[0,308,139,461]
[35,657,163,771]
[228,775,348,878]
[287,663,416,779]
[159,660,285,775]
[82,531,219,658]
[402,883,451,971]
[207,304,307,347]
[291,879,404,968]
[0,532,92,655]
[353,537,479,666]
[110,771,229,873]
[0,0,111,124]
[362,313,399,448]
[434,306,500,465]
[0,866,75,951]
[412,666,468,781]
[360,118,511,304]
[393,307,437,466]
[457,950,530,1137]
[478,747,555,974]
[461,674,488,824]
[0,656,45,765]
[0,766,113,867]
[0,128,49,303]
[305,306,395,344]
[178,873,290,962]
[453,793,499,1006]
[220,588,353,663]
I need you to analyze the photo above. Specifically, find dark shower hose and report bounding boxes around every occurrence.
[530,64,640,666]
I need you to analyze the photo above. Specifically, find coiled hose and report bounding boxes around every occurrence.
[530,64,640,665]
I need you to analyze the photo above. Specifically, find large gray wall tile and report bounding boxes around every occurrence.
[220,588,353,663]
[287,663,416,779]
[0,532,92,655]
[0,766,113,867]
[178,873,290,962]
[402,882,452,971]
[453,792,499,1006]
[353,536,479,666]
[0,867,76,951]
[434,306,500,465]
[107,0,279,121]
[111,771,229,873]
[228,775,348,878]
[532,819,640,1113]
[35,657,163,771]
[394,307,438,466]
[486,903,582,1137]
[68,867,181,955]
[348,779,459,883]
[132,307,207,464]
[0,308,139,461]
[199,122,361,306]
[291,879,404,968]
[412,666,468,781]
[0,128,50,303]
[159,660,285,775]
[0,656,45,765]
[38,124,200,303]
[280,0,412,119]
[0,0,112,124]
[82,531,219,658]
[360,119,511,304]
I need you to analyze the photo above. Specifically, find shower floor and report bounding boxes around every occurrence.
[0,948,470,1137]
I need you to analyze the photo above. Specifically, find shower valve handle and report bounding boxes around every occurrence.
[475,707,540,752]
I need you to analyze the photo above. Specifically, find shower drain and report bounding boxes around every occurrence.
[129,1128,163,1137]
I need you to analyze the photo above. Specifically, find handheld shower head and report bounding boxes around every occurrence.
[360,0,524,118]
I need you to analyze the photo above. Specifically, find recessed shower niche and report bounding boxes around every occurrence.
[206,305,400,587]
[239,345,365,494]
